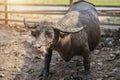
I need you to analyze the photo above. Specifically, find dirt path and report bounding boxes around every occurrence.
[0,25,120,80]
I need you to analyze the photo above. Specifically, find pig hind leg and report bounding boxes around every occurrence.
[82,44,93,80]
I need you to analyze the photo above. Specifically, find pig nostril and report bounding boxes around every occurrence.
[33,44,41,49]
[38,46,41,48]
[37,45,42,49]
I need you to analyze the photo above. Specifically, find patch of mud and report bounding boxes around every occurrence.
[0,25,120,80]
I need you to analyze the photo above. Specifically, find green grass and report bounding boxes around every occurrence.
[7,0,73,4]
[87,0,120,6]
[0,0,120,6]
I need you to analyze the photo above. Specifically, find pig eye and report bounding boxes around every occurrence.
[31,30,40,37]
[45,31,52,38]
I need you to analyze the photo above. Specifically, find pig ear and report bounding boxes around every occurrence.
[23,18,38,29]
[52,24,84,33]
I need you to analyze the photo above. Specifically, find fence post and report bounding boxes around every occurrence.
[5,0,8,24]
[70,0,73,5]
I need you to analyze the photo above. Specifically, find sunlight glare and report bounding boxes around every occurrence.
[8,0,25,3]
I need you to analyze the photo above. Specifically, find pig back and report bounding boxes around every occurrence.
[69,1,100,51]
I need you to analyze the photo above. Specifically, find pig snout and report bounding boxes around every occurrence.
[32,44,46,54]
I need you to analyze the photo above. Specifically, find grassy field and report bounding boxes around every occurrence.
[0,0,120,6]
[13,0,120,6]
[87,0,120,6]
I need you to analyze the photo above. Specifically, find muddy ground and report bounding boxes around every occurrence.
[0,24,120,80]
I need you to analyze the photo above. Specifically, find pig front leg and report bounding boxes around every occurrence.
[39,49,52,80]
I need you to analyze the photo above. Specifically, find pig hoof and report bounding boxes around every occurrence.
[83,75,92,80]
[83,71,93,80]
[39,71,49,80]
[39,76,48,80]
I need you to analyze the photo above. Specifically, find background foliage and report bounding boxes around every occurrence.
[0,0,120,6]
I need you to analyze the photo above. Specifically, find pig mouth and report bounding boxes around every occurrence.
[32,47,46,54]
[31,41,53,54]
